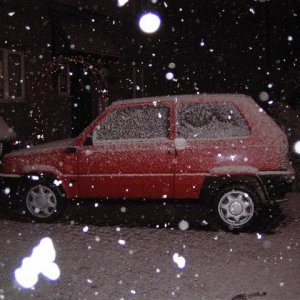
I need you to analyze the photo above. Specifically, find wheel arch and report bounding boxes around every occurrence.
[199,175,267,206]
[18,172,67,199]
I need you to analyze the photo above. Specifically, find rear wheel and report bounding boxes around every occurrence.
[214,185,260,230]
[23,181,65,222]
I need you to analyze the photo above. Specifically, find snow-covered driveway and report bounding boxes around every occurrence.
[0,194,299,300]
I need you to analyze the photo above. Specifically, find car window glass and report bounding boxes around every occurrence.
[177,103,250,139]
[93,106,170,142]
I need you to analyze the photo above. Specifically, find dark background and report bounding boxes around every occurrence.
[0,0,299,141]
[134,0,299,107]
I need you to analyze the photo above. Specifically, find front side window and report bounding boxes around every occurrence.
[177,103,250,139]
[0,49,25,101]
[93,106,170,143]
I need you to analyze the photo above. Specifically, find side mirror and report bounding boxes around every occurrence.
[83,136,93,146]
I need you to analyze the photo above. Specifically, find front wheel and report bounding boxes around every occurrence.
[214,186,260,230]
[23,181,65,222]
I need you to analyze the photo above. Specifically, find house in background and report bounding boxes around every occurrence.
[0,0,147,142]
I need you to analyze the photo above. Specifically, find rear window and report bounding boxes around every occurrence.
[177,103,250,139]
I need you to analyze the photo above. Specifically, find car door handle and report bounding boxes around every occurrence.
[166,148,175,154]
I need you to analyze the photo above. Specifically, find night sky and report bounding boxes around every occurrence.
[133,0,299,106]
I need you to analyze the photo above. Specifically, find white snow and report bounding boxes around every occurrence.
[118,239,126,245]
[14,237,60,289]
[256,233,263,240]
[177,103,250,139]
[210,166,258,175]
[178,220,189,231]
[174,138,187,150]
[259,91,269,101]
[172,253,186,269]
[293,141,300,154]
[139,13,161,34]
[117,0,129,7]
[166,72,174,80]
[94,106,169,142]
[168,62,176,69]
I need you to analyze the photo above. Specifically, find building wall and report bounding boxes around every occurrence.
[0,0,138,142]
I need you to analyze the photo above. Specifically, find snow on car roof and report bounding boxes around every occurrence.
[112,94,252,106]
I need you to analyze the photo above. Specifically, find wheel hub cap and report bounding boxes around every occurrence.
[26,185,57,218]
[218,190,255,228]
[229,201,243,215]
[36,196,47,208]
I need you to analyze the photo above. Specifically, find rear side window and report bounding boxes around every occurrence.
[93,106,170,142]
[177,103,250,139]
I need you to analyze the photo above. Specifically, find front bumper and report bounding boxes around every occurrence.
[0,174,22,208]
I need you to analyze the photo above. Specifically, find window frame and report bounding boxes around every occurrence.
[57,63,70,96]
[0,48,25,102]
[92,104,171,144]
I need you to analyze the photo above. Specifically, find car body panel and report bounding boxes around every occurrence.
[77,139,176,198]
[0,94,295,203]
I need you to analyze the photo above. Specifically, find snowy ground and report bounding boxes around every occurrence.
[0,194,299,300]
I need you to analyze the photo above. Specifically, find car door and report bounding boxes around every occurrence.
[77,102,176,199]
[174,101,251,199]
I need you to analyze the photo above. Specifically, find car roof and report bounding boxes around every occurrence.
[112,94,253,106]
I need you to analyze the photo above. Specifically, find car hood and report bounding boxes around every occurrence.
[5,138,75,157]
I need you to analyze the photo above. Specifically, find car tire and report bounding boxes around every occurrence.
[23,180,66,222]
[213,185,260,231]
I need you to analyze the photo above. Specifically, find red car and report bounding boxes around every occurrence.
[0,94,295,229]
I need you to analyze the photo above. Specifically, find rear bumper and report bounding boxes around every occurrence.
[258,170,295,202]
[0,174,22,208]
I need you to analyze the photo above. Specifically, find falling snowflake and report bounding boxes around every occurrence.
[178,220,189,231]
[118,239,126,245]
[256,233,263,240]
[172,253,186,269]
[14,237,60,289]
[139,12,161,34]
[117,0,129,7]
[259,91,269,101]
[166,72,174,80]
[293,141,300,154]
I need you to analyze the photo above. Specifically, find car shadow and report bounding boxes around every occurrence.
[1,199,293,234]
[63,199,218,231]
